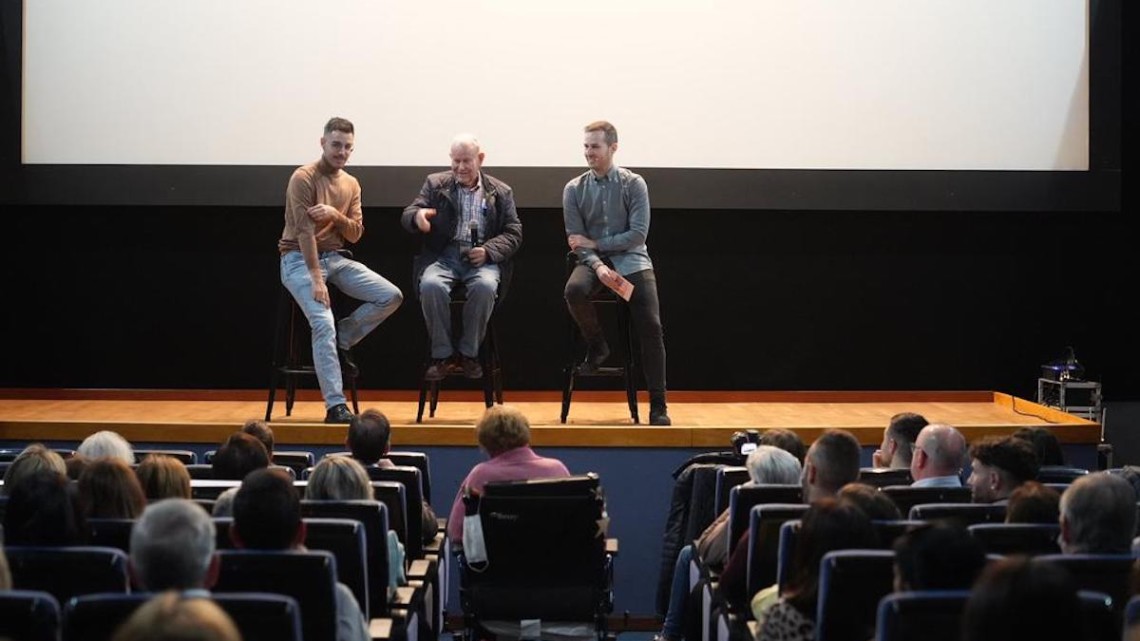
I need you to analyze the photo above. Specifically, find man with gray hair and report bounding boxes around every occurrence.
[78,430,135,465]
[910,423,967,487]
[1059,472,1137,554]
[403,134,523,381]
[130,499,218,591]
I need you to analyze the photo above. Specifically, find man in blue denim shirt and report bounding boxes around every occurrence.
[563,121,671,426]
[278,117,403,423]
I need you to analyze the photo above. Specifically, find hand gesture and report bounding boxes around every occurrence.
[467,247,488,267]
[568,234,597,250]
[595,264,621,288]
[415,208,437,233]
[307,204,338,225]
[312,280,331,308]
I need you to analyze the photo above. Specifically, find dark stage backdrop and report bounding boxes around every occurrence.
[1,205,1134,402]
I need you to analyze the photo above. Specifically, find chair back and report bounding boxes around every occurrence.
[214,549,338,641]
[880,486,972,515]
[63,593,149,641]
[875,590,971,641]
[303,517,370,620]
[872,520,926,550]
[133,449,198,465]
[713,466,750,514]
[908,502,1006,526]
[370,466,427,558]
[87,518,135,553]
[0,590,61,641]
[186,464,215,480]
[273,451,316,478]
[5,546,130,605]
[1037,465,1089,484]
[386,451,433,503]
[460,474,612,623]
[214,593,304,641]
[684,464,730,543]
[727,484,803,548]
[746,504,810,596]
[1034,553,1134,623]
[1077,590,1118,641]
[300,499,392,618]
[815,550,896,641]
[966,523,1061,556]
[369,480,409,550]
[190,479,241,499]
[858,467,914,489]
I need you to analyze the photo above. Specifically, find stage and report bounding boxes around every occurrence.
[0,388,1101,449]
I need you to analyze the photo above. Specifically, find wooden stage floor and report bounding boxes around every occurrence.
[0,389,1100,448]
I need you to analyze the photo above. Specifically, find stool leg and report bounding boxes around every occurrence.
[430,381,440,418]
[618,303,639,424]
[561,365,575,424]
[348,366,359,415]
[417,369,429,423]
[266,287,291,422]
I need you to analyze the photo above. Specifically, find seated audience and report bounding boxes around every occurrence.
[447,405,571,546]
[892,521,987,591]
[78,458,147,520]
[909,423,967,487]
[136,454,193,501]
[305,455,374,501]
[211,487,239,518]
[960,556,1081,641]
[837,482,902,521]
[1058,471,1137,554]
[753,498,878,639]
[241,418,275,457]
[1004,480,1061,524]
[872,412,929,469]
[653,446,802,641]
[1,443,67,495]
[1012,425,1066,467]
[66,454,91,481]
[77,430,135,465]
[211,432,270,481]
[130,498,217,591]
[110,591,241,641]
[758,428,808,464]
[967,435,1040,503]
[348,408,439,543]
[0,546,10,589]
[3,468,86,545]
[232,468,369,641]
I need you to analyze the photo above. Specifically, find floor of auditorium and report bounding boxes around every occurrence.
[0,389,1099,448]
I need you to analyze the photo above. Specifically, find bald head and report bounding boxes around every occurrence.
[912,423,966,481]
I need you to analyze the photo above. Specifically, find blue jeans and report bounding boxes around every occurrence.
[661,544,693,640]
[419,245,500,360]
[281,251,403,408]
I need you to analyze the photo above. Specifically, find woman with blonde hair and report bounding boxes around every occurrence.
[1,444,67,495]
[305,455,373,501]
[136,454,193,501]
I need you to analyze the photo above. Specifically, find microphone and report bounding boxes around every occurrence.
[469,220,480,247]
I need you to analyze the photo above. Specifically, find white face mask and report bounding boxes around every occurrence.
[463,512,488,564]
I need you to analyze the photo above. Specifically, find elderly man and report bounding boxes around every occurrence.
[130,499,218,592]
[967,435,1040,503]
[872,412,929,469]
[910,423,968,487]
[1058,472,1137,554]
[402,134,523,381]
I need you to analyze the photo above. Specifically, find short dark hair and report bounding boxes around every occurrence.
[1005,481,1061,524]
[838,482,901,521]
[893,522,986,590]
[2,468,84,546]
[241,419,274,456]
[970,436,1040,485]
[759,428,807,464]
[212,433,270,481]
[887,412,928,464]
[584,120,618,145]
[232,468,301,550]
[348,409,391,465]
[324,117,354,135]
[1012,426,1065,467]
[809,429,862,493]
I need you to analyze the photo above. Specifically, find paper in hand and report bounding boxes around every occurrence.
[606,273,635,301]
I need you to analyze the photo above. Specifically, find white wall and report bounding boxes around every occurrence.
[23,0,1088,170]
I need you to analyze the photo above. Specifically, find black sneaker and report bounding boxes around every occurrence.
[461,356,484,379]
[649,405,672,426]
[424,358,450,381]
[324,403,355,424]
[575,340,611,375]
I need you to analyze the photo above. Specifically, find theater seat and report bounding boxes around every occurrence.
[966,523,1061,556]
[0,590,61,641]
[64,592,304,641]
[908,503,1005,526]
[815,550,895,641]
[5,546,130,605]
[213,549,338,641]
[875,590,970,641]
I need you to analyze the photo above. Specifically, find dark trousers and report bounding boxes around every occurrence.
[564,265,667,396]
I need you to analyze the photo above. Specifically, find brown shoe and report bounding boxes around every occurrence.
[424,359,450,381]
[461,356,483,379]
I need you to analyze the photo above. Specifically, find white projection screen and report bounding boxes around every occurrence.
[23,0,1088,170]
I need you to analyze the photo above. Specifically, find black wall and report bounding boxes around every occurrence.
[2,205,1134,401]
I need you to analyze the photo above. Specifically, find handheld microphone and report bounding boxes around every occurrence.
[469,220,480,247]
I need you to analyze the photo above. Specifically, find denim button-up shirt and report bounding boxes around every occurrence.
[562,165,654,276]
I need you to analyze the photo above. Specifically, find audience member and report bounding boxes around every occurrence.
[0,546,11,589]
[77,430,135,465]
[110,591,241,641]
[758,428,807,464]
[837,482,902,521]
[211,432,270,481]
[909,423,966,487]
[967,435,1039,503]
[65,454,91,481]
[753,499,878,639]
[447,405,570,545]
[892,522,986,591]
[78,458,147,520]
[2,468,85,546]
[136,454,193,501]
[305,456,373,501]
[347,408,439,543]
[1058,471,1137,554]
[1012,425,1066,467]
[130,499,217,591]
[1,443,66,495]
[241,418,275,457]
[960,556,1081,641]
[652,447,801,641]
[231,468,369,641]
[1004,480,1061,524]
[211,487,239,518]
[872,412,928,469]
